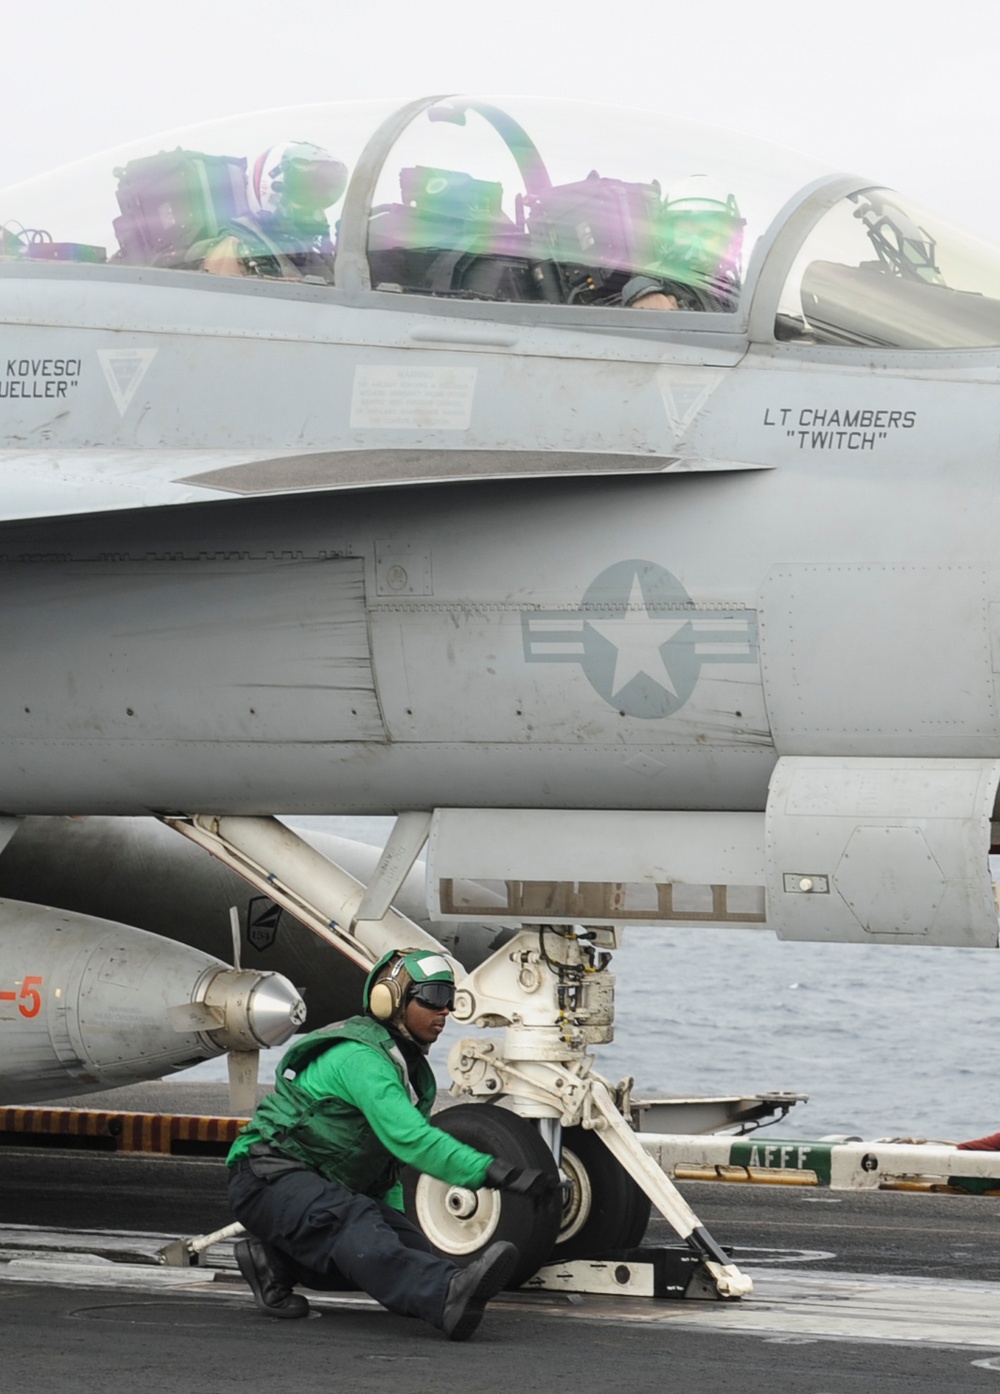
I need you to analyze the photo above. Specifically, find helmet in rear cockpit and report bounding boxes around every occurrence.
[656,174,744,295]
[250,142,348,234]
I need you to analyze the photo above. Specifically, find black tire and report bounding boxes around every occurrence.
[553,1125,651,1261]
[402,1104,562,1288]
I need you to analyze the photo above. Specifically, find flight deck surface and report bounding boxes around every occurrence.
[3,1145,1000,1392]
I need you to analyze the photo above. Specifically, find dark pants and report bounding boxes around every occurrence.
[228,1159,456,1326]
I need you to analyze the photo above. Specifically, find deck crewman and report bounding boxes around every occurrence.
[227,947,559,1340]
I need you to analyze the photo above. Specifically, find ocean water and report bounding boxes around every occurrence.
[185,817,1000,1144]
[602,928,998,1142]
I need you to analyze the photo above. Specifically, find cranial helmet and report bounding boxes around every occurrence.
[658,174,745,279]
[251,141,349,223]
[363,948,456,1024]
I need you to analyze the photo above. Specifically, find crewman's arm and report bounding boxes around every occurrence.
[309,1042,493,1189]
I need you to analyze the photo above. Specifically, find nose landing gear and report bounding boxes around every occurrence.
[410,926,751,1299]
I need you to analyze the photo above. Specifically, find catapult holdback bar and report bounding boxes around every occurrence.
[640,1134,1000,1194]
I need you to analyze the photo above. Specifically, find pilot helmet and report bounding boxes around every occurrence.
[658,174,744,279]
[251,141,349,227]
[363,948,457,1026]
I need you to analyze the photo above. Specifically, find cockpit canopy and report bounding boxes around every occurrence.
[359,98,767,312]
[777,186,1000,349]
[4,94,1000,349]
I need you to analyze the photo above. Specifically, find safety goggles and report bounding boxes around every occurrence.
[409,980,456,1011]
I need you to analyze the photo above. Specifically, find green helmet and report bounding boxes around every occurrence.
[655,174,744,292]
[363,948,456,1023]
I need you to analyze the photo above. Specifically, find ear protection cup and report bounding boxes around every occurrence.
[367,955,408,1020]
[369,979,399,1020]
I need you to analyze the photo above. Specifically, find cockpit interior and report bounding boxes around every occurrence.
[4,94,1000,350]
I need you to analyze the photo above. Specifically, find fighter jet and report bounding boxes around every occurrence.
[2,92,999,1289]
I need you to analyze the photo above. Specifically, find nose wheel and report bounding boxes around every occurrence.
[403,1103,562,1288]
[554,1125,651,1261]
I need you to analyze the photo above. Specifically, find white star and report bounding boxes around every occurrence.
[587,575,688,699]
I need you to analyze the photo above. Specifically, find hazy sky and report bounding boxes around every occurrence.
[4,0,1000,237]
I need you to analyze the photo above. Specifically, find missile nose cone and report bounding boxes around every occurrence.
[197,968,306,1052]
[248,972,307,1048]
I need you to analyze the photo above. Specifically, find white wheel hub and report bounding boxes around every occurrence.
[414,1175,502,1255]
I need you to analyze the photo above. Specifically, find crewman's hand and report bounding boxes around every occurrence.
[485,1159,562,1203]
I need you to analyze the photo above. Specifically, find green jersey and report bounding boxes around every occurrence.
[228,1017,492,1206]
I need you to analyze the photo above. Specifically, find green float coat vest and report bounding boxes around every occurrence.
[251,1016,436,1195]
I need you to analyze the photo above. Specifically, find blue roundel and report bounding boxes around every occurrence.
[579,560,699,719]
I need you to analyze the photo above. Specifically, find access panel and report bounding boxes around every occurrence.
[765,757,1000,946]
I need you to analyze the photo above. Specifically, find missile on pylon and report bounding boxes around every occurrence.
[0,897,305,1105]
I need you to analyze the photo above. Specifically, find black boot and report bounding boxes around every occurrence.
[440,1241,519,1341]
[235,1236,310,1319]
